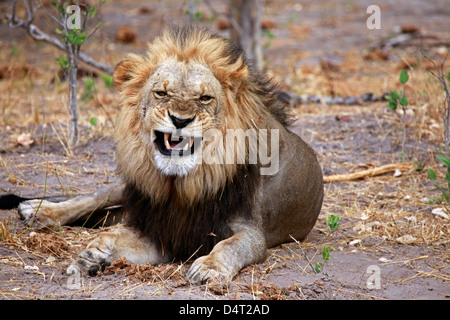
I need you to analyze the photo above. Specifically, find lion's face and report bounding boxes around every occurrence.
[112,27,271,202]
[141,58,223,176]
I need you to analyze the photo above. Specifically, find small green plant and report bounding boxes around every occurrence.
[101,74,114,89]
[292,214,341,274]
[55,54,70,71]
[326,214,341,232]
[426,153,450,203]
[314,245,333,273]
[386,69,410,159]
[422,53,450,204]
[7,0,109,147]
[82,77,96,102]
[313,215,341,273]
[51,0,104,146]
[262,29,275,50]
[89,117,98,127]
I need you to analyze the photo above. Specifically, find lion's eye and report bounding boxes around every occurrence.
[154,91,168,98]
[199,95,213,103]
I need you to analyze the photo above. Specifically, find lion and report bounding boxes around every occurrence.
[15,26,324,284]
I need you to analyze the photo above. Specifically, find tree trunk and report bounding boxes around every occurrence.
[67,45,79,146]
[229,0,263,71]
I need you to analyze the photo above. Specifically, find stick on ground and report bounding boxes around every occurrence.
[323,163,413,183]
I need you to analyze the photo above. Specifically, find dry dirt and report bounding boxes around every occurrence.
[0,0,449,301]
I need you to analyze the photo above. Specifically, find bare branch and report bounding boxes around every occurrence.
[289,235,318,274]
[5,13,114,75]
[40,0,65,27]
[422,52,450,149]
[9,0,23,27]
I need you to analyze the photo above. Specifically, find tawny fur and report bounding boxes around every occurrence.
[18,26,324,284]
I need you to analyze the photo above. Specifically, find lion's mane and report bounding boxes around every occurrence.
[113,26,289,259]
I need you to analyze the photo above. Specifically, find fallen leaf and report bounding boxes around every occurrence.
[349,239,361,246]
[115,25,136,43]
[431,208,449,220]
[358,163,374,169]
[396,235,416,244]
[17,133,34,146]
[393,168,402,177]
[24,265,39,272]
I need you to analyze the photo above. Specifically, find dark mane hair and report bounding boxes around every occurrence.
[124,164,260,261]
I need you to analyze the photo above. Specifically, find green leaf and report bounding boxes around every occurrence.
[437,154,450,167]
[84,77,95,90]
[390,90,399,100]
[90,117,98,126]
[314,263,323,273]
[327,214,341,232]
[446,70,450,82]
[426,168,436,180]
[387,92,398,110]
[388,99,397,111]
[399,69,409,84]
[399,94,408,107]
[322,246,333,261]
[101,74,114,88]
[55,55,69,71]
[88,6,97,18]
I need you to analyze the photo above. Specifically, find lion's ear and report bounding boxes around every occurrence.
[113,60,137,92]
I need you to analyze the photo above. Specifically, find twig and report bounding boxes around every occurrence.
[323,162,413,183]
[289,235,317,274]
[50,122,73,157]
[422,52,450,149]
[6,14,113,74]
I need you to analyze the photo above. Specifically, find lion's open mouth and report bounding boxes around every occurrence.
[154,131,200,156]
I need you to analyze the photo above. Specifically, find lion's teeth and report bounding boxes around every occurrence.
[189,137,194,148]
[164,132,172,150]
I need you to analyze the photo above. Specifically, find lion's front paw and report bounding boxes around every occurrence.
[186,255,233,285]
[18,200,61,228]
[67,244,114,277]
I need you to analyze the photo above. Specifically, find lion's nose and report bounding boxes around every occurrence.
[168,112,195,129]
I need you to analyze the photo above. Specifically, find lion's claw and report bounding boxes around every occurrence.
[186,256,231,285]
[67,246,113,277]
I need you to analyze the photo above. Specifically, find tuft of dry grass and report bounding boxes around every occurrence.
[0,217,18,243]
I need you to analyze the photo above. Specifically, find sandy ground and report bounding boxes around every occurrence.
[0,0,449,300]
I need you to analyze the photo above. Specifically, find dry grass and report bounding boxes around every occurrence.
[0,2,449,299]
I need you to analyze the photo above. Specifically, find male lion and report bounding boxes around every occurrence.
[16,27,323,284]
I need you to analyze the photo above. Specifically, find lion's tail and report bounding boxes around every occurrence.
[0,193,74,209]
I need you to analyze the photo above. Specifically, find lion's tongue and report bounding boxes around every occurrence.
[164,133,194,151]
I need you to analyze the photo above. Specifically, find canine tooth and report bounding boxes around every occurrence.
[183,142,189,151]
[164,132,172,150]
[189,137,194,148]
